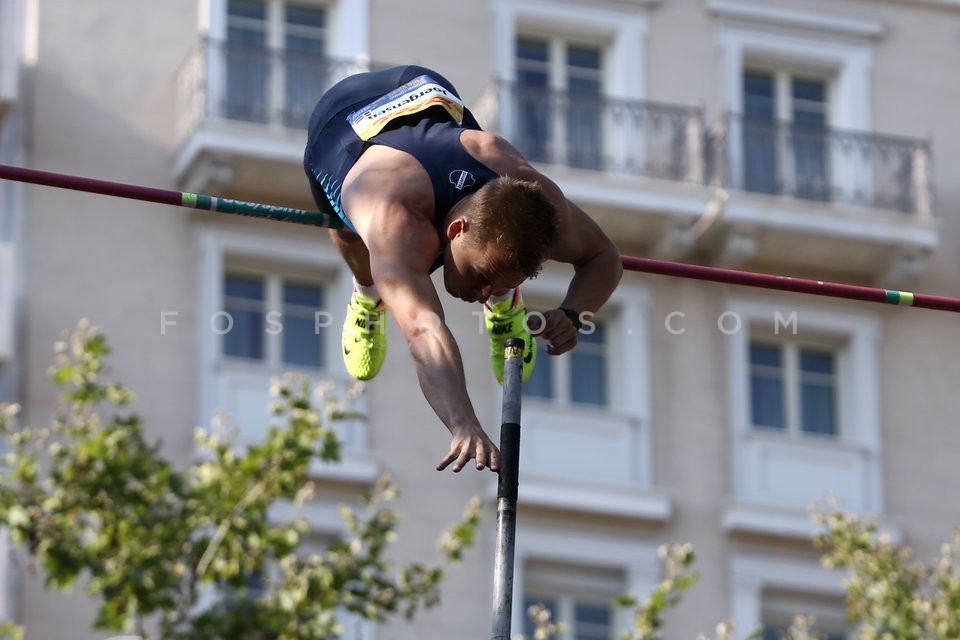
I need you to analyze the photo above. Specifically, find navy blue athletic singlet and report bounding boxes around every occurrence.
[303,66,499,257]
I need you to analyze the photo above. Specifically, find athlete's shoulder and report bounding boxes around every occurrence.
[459,129,532,174]
[342,146,436,224]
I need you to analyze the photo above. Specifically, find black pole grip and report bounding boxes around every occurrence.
[497,422,521,500]
[497,337,524,500]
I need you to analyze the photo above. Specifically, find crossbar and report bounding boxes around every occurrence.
[1,162,957,313]
[0,163,344,229]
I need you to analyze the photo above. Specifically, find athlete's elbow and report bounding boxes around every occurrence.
[591,243,623,283]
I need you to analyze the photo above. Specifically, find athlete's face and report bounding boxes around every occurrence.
[443,220,525,304]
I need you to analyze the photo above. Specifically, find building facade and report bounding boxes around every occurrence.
[3,0,960,638]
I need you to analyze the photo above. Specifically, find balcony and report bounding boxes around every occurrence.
[476,81,712,250]
[480,83,939,280]
[173,38,374,202]
[702,114,937,280]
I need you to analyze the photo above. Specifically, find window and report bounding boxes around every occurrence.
[522,561,623,640]
[731,554,850,640]
[514,36,604,169]
[283,5,327,126]
[0,242,16,366]
[221,271,327,370]
[712,7,885,207]
[742,69,830,200]
[749,341,838,437]
[762,588,850,640]
[524,323,608,408]
[762,623,846,640]
[503,277,657,497]
[197,229,376,475]
[225,0,268,122]
[223,0,327,127]
[207,530,374,640]
[523,594,613,640]
[511,527,663,639]
[725,297,884,526]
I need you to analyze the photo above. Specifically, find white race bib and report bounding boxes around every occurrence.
[347,74,465,141]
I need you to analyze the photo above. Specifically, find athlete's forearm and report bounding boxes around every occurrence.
[406,322,484,434]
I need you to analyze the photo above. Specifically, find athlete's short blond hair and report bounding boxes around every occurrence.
[461,176,559,279]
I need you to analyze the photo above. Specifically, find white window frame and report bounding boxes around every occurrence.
[221,266,329,369]
[510,525,662,639]
[206,0,331,128]
[730,552,847,640]
[748,337,841,438]
[0,530,14,625]
[197,227,348,378]
[199,0,369,131]
[743,67,830,123]
[201,0,367,60]
[0,243,13,363]
[523,564,623,640]
[762,591,850,640]
[491,0,649,170]
[710,0,881,202]
[518,271,651,440]
[523,314,610,408]
[741,66,832,197]
[495,272,670,521]
[513,34,606,168]
[724,296,883,536]
[196,226,378,482]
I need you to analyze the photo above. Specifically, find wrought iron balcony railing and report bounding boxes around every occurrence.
[709,113,933,217]
[481,83,934,217]
[477,81,706,184]
[175,38,376,143]
[174,46,934,219]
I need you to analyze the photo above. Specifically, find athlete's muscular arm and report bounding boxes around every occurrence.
[370,223,499,472]
[538,192,623,354]
[347,171,499,472]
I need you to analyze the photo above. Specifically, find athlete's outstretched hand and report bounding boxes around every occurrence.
[437,424,500,473]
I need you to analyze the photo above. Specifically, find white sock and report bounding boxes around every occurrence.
[487,288,516,306]
[353,277,380,303]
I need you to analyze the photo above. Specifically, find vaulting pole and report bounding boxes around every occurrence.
[491,337,524,640]
[3,162,960,313]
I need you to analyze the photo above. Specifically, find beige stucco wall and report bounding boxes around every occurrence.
[11,0,960,638]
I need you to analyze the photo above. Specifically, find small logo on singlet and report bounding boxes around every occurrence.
[449,170,476,191]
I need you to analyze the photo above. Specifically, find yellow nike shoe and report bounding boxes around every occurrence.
[342,291,387,381]
[484,289,536,385]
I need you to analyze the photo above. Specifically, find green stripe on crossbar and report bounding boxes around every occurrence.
[885,290,915,305]
[181,193,216,210]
